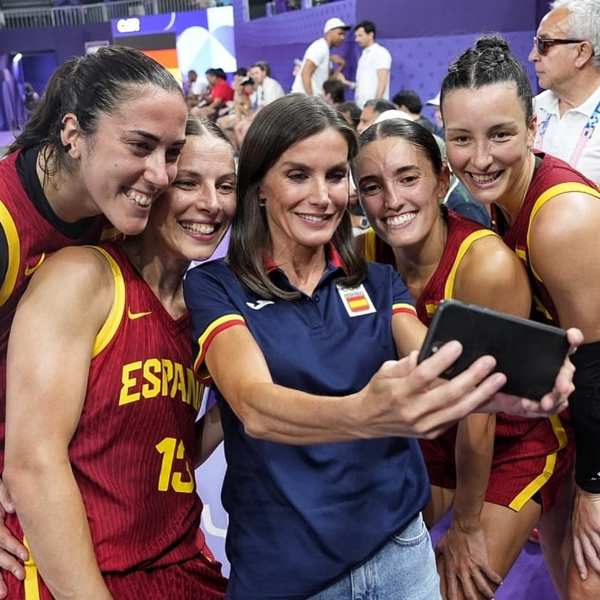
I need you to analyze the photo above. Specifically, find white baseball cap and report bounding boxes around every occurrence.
[323,17,351,34]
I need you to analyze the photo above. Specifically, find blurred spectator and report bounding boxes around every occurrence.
[216,75,255,147]
[343,21,391,108]
[322,79,346,105]
[185,69,209,110]
[248,62,284,109]
[357,98,397,133]
[23,82,40,116]
[392,89,436,132]
[291,17,350,96]
[191,68,234,120]
[337,101,361,130]
[425,92,444,136]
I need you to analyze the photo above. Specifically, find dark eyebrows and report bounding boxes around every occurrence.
[488,122,518,132]
[281,161,349,171]
[127,129,186,147]
[358,164,420,185]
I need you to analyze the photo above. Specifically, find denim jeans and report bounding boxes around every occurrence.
[308,513,441,600]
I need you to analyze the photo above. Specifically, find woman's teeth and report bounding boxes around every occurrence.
[387,212,417,226]
[125,189,152,208]
[181,222,218,234]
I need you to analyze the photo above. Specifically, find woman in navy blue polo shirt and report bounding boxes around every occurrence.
[183,95,575,600]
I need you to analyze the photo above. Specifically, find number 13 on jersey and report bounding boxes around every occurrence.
[155,437,195,493]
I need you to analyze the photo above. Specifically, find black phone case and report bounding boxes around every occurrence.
[417,300,569,399]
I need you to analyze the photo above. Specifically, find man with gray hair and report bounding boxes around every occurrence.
[529,0,600,183]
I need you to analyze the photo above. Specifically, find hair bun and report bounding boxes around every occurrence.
[475,35,510,55]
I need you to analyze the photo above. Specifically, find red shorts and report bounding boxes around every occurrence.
[6,552,227,600]
[419,411,574,513]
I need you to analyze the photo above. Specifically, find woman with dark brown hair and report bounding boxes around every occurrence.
[183,94,576,600]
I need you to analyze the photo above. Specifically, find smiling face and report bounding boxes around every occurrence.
[74,85,187,235]
[148,132,236,263]
[259,127,350,260]
[442,82,535,208]
[356,136,448,249]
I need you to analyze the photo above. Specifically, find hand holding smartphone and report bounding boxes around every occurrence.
[417,300,569,400]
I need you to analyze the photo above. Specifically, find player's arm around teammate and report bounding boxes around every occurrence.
[4,247,115,599]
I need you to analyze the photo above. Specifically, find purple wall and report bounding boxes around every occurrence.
[355,0,537,37]
[232,0,356,91]
[233,0,543,106]
[0,22,112,90]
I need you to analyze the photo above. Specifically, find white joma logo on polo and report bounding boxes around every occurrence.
[246,300,275,310]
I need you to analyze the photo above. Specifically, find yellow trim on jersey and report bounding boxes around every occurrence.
[444,230,497,299]
[362,228,377,263]
[508,414,568,511]
[89,246,126,358]
[23,537,41,600]
[527,182,600,282]
[0,200,20,307]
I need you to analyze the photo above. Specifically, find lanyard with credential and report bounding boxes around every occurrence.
[535,98,600,168]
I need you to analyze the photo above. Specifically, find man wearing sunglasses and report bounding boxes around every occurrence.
[529,0,600,185]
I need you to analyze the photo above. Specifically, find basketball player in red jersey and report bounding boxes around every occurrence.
[441,36,600,600]
[0,47,187,595]
[354,116,575,600]
[2,117,233,599]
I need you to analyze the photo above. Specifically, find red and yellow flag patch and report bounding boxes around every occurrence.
[337,284,376,317]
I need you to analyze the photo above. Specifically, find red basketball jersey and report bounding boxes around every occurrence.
[362,209,571,506]
[0,151,105,469]
[413,210,495,325]
[6,242,206,573]
[493,152,600,325]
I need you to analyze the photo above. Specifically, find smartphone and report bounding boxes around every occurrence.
[417,299,569,400]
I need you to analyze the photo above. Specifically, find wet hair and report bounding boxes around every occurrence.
[229,94,365,300]
[440,35,533,122]
[185,116,232,148]
[551,0,600,67]
[357,118,443,177]
[10,46,183,178]
[323,78,346,104]
[392,90,423,114]
[354,20,376,37]
[337,101,361,129]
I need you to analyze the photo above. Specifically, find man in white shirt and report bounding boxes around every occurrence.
[291,17,350,96]
[248,62,285,109]
[349,21,391,109]
[529,0,600,183]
